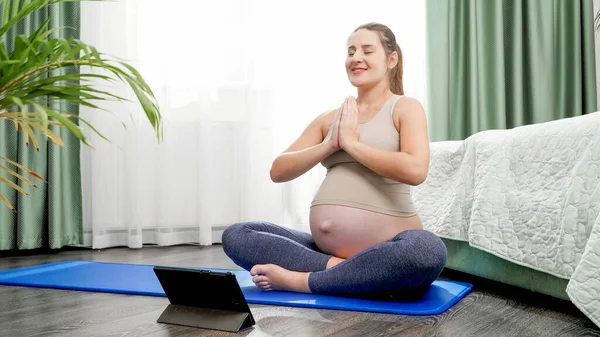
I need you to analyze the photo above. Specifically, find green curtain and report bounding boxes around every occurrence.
[426,0,597,141]
[0,3,82,250]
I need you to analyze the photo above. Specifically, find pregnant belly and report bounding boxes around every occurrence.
[309,204,423,259]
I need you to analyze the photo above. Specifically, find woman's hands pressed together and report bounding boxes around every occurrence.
[325,96,360,151]
[339,97,360,150]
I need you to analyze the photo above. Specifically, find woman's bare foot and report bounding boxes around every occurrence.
[326,256,345,269]
[250,264,311,293]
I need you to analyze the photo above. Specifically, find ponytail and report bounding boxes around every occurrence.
[389,44,403,95]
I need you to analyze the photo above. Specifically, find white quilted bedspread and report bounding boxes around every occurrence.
[412,112,600,328]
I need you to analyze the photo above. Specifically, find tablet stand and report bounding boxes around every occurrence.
[157,304,254,332]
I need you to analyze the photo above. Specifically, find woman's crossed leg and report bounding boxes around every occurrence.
[221,221,447,296]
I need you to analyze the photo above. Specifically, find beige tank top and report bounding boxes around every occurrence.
[310,94,417,217]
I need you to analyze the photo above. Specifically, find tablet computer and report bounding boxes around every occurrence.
[153,266,255,332]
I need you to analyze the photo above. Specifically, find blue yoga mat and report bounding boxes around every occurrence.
[0,261,472,315]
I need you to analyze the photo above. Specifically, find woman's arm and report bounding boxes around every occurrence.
[343,97,430,186]
[270,109,340,183]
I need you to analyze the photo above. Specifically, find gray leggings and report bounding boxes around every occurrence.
[221,221,447,296]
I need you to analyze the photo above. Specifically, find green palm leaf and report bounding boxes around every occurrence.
[0,0,163,211]
[0,152,47,212]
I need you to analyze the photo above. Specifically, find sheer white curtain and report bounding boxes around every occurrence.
[79,0,427,249]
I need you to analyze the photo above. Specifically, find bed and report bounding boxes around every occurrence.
[412,112,600,327]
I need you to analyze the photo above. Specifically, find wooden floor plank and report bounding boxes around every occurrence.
[0,245,598,337]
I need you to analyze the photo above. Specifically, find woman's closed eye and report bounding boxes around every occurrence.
[348,51,373,57]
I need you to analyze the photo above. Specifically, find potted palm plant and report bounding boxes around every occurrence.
[0,0,163,211]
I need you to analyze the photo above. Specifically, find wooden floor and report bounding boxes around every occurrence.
[0,245,598,337]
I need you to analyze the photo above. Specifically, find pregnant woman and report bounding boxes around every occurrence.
[222,22,447,297]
